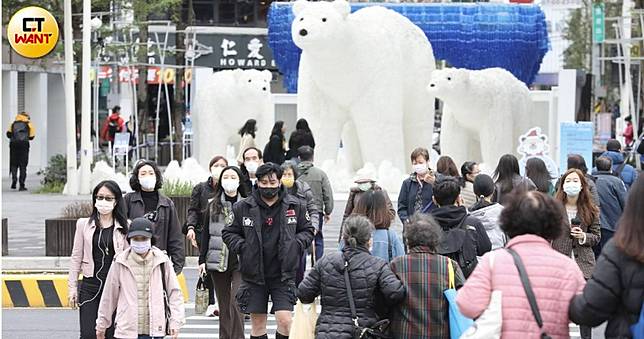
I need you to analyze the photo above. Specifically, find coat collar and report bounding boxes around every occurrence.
[88,218,125,230]
[408,246,435,254]
[505,234,551,249]
[115,247,167,268]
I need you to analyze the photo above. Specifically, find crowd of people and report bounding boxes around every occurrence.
[65,118,643,339]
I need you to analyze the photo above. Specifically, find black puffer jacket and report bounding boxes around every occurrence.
[297,246,406,339]
[569,240,644,338]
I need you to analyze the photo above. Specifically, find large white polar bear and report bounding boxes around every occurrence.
[427,67,535,167]
[193,68,274,167]
[292,0,435,172]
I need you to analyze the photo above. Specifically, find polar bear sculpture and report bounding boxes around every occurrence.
[193,68,274,167]
[292,0,435,172]
[427,67,535,167]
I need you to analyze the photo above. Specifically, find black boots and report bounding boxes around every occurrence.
[250,333,288,339]
[10,180,16,189]
[250,335,268,339]
[275,332,289,339]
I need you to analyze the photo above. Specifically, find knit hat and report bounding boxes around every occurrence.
[606,139,621,152]
[473,174,495,198]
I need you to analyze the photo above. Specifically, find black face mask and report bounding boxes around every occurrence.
[258,186,280,199]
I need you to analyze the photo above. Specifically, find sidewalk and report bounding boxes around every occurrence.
[2,175,89,257]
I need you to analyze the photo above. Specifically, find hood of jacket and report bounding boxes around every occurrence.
[470,203,504,231]
[297,161,314,175]
[602,151,625,164]
[431,205,468,230]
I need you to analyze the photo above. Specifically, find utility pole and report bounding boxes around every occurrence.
[64,0,79,195]
[80,0,93,194]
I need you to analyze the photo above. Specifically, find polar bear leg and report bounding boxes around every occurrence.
[480,105,515,166]
[404,93,435,165]
[439,106,471,166]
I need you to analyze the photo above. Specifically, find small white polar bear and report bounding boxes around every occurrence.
[291,0,435,172]
[192,68,274,167]
[427,67,534,167]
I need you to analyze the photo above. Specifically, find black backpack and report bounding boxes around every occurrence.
[436,215,479,278]
[11,121,29,142]
[107,117,120,140]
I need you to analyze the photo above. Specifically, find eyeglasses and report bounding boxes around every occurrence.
[96,195,115,202]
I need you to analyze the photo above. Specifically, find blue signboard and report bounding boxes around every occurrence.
[559,122,594,173]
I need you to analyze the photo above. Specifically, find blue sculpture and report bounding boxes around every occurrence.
[267,2,550,93]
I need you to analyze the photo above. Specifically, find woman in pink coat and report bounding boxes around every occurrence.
[457,191,586,339]
[96,218,185,339]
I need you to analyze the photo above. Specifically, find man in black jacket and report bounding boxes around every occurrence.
[592,156,627,255]
[430,177,491,278]
[222,163,315,339]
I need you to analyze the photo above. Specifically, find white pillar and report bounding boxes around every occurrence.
[79,0,92,194]
[2,71,19,174]
[555,69,577,169]
[64,0,78,195]
[620,0,634,123]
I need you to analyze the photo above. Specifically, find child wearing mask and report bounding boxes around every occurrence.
[96,218,185,339]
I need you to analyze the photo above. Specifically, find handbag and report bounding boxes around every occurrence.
[506,248,552,339]
[290,299,319,339]
[460,251,502,339]
[194,275,209,315]
[444,259,474,339]
[343,255,392,339]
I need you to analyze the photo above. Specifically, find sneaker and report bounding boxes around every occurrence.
[205,304,219,317]
[19,186,27,191]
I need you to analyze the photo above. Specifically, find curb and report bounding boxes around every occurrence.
[2,272,189,308]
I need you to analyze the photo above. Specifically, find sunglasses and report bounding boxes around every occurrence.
[96,195,116,202]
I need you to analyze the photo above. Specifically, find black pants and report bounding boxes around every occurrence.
[79,277,115,339]
[9,142,29,186]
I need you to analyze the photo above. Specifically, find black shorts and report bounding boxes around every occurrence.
[235,277,297,314]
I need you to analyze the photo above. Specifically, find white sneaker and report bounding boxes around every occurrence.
[205,304,219,317]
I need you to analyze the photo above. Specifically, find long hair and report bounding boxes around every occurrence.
[90,180,128,235]
[436,156,460,177]
[493,154,520,194]
[525,157,552,194]
[270,121,285,142]
[295,118,311,133]
[613,176,644,262]
[209,166,249,216]
[555,168,599,226]
[238,119,257,138]
[352,190,391,229]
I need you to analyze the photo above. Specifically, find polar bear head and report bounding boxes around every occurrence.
[426,68,471,101]
[291,0,351,50]
[235,68,272,99]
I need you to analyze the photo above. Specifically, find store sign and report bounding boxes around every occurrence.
[593,3,605,43]
[193,34,276,70]
[118,67,139,84]
[147,66,176,85]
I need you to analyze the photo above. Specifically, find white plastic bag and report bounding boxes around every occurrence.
[289,300,318,339]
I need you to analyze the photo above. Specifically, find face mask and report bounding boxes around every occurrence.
[95,200,115,215]
[130,239,151,254]
[245,161,259,174]
[281,177,295,188]
[413,163,428,175]
[139,176,156,191]
[221,179,240,193]
[259,186,280,199]
[358,183,372,192]
[563,182,582,197]
[211,166,224,180]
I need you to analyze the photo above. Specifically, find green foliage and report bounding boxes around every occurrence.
[160,180,193,197]
[34,181,66,194]
[37,154,67,187]
[563,2,592,71]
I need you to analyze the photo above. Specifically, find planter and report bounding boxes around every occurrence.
[168,195,199,257]
[45,218,77,256]
[2,218,7,256]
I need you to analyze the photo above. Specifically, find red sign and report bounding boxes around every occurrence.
[118,67,139,84]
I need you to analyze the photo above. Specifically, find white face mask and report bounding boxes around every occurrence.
[245,161,259,174]
[413,163,428,175]
[139,176,156,191]
[563,182,582,197]
[358,183,372,192]
[95,200,115,215]
[221,179,240,193]
[211,166,224,180]
[130,239,151,254]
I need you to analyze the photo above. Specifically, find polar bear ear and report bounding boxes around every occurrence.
[261,70,272,82]
[292,0,307,16]
[332,0,351,18]
[231,68,244,82]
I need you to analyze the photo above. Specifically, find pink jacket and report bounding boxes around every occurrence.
[68,217,129,297]
[456,234,586,339]
[96,247,185,338]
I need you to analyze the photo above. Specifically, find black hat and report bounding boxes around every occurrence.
[473,174,495,198]
[128,217,153,239]
[606,139,621,152]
